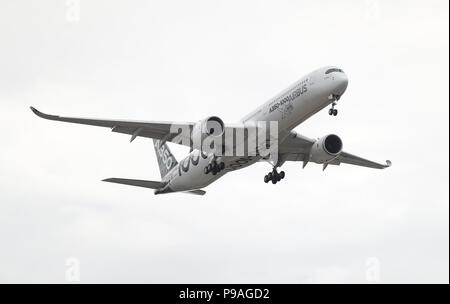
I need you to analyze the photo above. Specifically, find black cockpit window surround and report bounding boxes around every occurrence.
[325,68,344,74]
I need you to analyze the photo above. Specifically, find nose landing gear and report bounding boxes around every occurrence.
[328,94,340,116]
[264,168,285,184]
[328,105,338,116]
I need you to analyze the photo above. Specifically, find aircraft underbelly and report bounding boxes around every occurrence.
[169,155,259,191]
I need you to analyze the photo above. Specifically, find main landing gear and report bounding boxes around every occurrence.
[204,158,225,175]
[328,94,340,116]
[264,168,285,184]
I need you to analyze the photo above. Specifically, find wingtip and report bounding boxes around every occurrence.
[29,106,59,120]
[30,106,45,118]
[30,106,39,115]
[385,160,392,167]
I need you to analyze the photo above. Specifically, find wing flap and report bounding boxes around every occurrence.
[278,131,315,154]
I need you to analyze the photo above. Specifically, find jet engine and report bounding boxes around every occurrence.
[191,116,225,144]
[309,134,343,163]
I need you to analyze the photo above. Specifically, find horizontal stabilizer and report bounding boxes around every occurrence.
[103,178,206,195]
[102,178,165,189]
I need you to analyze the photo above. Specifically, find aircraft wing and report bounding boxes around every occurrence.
[30,107,194,146]
[327,152,392,169]
[30,107,254,153]
[279,131,392,169]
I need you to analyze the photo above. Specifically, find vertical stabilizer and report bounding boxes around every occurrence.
[152,139,178,178]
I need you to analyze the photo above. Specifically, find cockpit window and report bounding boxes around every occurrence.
[325,68,344,74]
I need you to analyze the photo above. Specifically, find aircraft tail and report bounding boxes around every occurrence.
[102,178,165,189]
[152,139,178,178]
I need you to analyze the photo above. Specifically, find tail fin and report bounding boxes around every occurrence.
[153,139,178,178]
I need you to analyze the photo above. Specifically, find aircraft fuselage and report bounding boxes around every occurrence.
[165,66,349,192]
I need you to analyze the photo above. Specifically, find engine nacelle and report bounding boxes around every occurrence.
[191,116,225,145]
[309,134,343,163]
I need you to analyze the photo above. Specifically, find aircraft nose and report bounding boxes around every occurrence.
[334,73,348,96]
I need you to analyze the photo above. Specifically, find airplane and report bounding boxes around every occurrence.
[30,66,391,196]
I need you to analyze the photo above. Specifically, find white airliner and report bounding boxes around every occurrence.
[31,66,391,195]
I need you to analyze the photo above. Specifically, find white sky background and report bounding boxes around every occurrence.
[0,0,448,283]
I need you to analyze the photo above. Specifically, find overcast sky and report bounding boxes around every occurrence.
[0,0,448,283]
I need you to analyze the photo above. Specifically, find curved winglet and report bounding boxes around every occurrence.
[30,106,60,120]
[385,160,392,168]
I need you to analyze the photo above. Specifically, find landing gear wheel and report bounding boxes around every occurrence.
[329,99,338,116]
[205,158,227,175]
[265,168,285,184]
[205,160,225,175]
